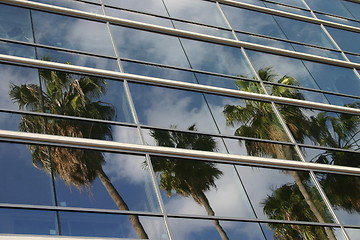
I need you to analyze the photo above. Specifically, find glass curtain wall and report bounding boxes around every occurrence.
[0,0,359,239]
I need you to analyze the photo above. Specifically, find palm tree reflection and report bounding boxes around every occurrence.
[149,125,229,240]
[224,68,336,239]
[10,69,149,239]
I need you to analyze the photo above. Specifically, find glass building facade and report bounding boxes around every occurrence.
[0,0,359,239]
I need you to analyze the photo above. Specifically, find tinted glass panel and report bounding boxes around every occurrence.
[32,11,115,56]
[60,212,168,239]
[0,209,57,235]
[55,149,159,212]
[29,0,102,13]
[151,157,255,218]
[236,165,334,223]
[315,172,360,225]
[103,0,168,16]
[0,4,33,42]
[327,27,360,54]
[0,142,54,205]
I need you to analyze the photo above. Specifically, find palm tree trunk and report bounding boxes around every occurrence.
[195,189,229,240]
[96,168,149,239]
[290,172,336,240]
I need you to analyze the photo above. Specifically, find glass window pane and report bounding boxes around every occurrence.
[0,142,54,205]
[59,212,168,239]
[103,0,168,16]
[0,209,57,235]
[32,11,115,56]
[168,218,266,240]
[0,41,35,58]
[55,149,160,212]
[164,0,228,28]
[315,172,360,225]
[327,27,360,54]
[236,165,334,223]
[306,0,354,19]
[28,0,103,14]
[0,4,34,42]
[150,156,256,218]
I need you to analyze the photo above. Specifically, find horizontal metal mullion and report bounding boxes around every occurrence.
[1,130,359,175]
[0,54,359,115]
[2,0,360,70]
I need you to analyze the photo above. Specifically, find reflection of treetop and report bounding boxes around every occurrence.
[10,69,149,239]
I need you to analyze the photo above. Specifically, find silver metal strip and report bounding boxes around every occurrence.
[1,130,359,175]
[1,54,359,115]
[2,0,360,69]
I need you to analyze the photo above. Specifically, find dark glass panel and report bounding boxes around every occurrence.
[32,11,115,56]
[60,212,168,239]
[163,0,228,28]
[0,41,35,58]
[103,0,168,16]
[55,149,159,212]
[236,165,335,223]
[128,83,219,134]
[122,61,198,83]
[326,27,360,54]
[0,63,40,111]
[277,105,360,150]
[172,21,234,39]
[0,142,54,205]
[221,5,286,39]
[306,0,354,19]
[205,93,290,141]
[111,26,190,68]
[29,0,102,13]
[301,147,360,168]
[150,156,255,218]
[180,39,253,76]
[36,48,119,71]
[142,127,228,153]
[168,218,266,240]
[224,138,300,160]
[246,50,360,99]
[0,209,57,235]
[105,7,174,28]
[315,172,360,226]
[0,4,33,42]
[260,223,345,240]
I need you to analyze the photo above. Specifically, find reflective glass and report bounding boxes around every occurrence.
[342,1,360,20]
[103,0,168,16]
[305,0,354,19]
[0,142,54,205]
[0,41,35,58]
[105,7,174,28]
[346,228,360,240]
[129,83,219,134]
[260,223,345,240]
[142,127,228,153]
[224,138,300,160]
[111,26,190,68]
[204,93,290,141]
[315,172,360,225]
[326,27,360,54]
[32,11,115,56]
[246,50,360,100]
[263,2,312,17]
[236,165,334,223]
[59,212,168,239]
[151,156,255,218]
[163,0,228,28]
[0,64,40,111]
[168,218,266,240]
[172,21,234,39]
[0,4,33,42]
[36,48,119,71]
[268,0,306,8]
[301,147,360,168]
[28,0,103,13]
[277,105,360,150]
[8,68,134,123]
[0,209,57,235]
[180,39,253,76]
[317,13,360,28]
[55,149,159,212]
